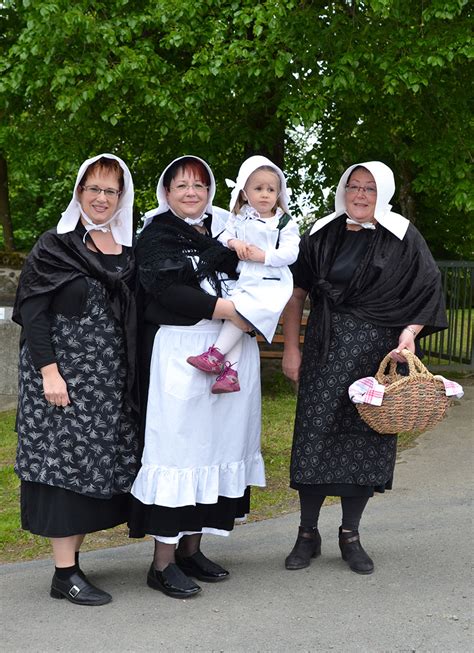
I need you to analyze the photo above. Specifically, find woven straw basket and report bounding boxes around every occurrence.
[356,349,451,435]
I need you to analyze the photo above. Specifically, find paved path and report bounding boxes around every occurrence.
[0,395,16,412]
[1,389,472,652]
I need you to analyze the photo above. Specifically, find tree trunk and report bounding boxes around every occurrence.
[270,129,285,170]
[398,162,417,225]
[244,124,285,169]
[243,84,286,169]
[0,154,15,251]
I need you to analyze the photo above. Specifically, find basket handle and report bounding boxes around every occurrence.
[375,349,430,382]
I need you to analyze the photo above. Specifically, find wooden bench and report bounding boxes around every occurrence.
[256,315,308,359]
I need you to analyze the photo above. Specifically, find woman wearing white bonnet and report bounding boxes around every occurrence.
[282,161,447,575]
[13,153,139,606]
[129,155,265,599]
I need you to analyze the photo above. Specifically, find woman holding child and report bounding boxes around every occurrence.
[129,155,270,598]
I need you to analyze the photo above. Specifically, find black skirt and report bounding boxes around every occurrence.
[291,480,393,498]
[128,488,251,539]
[21,481,130,538]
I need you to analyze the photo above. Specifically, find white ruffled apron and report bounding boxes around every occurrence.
[131,320,265,508]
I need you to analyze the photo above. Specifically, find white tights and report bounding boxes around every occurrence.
[214,321,243,369]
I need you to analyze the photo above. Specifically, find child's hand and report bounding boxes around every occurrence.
[229,238,250,260]
[246,245,265,263]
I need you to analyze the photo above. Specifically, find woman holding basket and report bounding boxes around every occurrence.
[282,161,447,575]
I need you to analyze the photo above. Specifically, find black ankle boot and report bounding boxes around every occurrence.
[285,526,321,570]
[338,527,374,575]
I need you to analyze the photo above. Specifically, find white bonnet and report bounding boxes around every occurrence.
[57,153,134,246]
[142,155,216,229]
[227,155,290,214]
[310,161,410,240]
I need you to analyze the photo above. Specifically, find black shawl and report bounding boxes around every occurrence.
[13,224,138,413]
[295,216,448,362]
[136,210,239,297]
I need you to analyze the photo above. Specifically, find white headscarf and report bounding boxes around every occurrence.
[310,161,410,240]
[57,153,134,246]
[142,155,217,229]
[226,155,290,215]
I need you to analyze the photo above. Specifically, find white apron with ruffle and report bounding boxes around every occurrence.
[131,268,265,508]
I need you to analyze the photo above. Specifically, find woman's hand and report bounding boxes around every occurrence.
[282,348,302,383]
[246,245,266,263]
[230,312,253,332]
[41,363,71,407]
[389,324,423,362]
[212,298,253,332]
[228,238,250,260]
[281,287,307,383]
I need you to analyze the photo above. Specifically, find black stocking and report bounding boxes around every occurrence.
[153,541,176,571]
[299,490,326,529]
[176,533,202,558]
[340,496,370,531]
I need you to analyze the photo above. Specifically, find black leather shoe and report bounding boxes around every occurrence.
[285,526,322,570]
[175,550,229,583]
[339,528,374,575]
[50,572,112,606]
[147,563,202,598]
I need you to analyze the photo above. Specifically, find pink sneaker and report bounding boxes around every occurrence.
[187,346,225,374]
[211,363,240,394]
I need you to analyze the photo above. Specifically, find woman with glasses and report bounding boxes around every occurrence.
[282,161,447,575]
[13,154,139,606]
[129,156,265,599]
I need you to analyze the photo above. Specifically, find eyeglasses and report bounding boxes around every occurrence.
[170,183,209,193]
[345,184,377,195]
[81,185,121,198]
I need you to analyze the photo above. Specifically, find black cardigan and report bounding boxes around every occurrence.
[136,210,239,327]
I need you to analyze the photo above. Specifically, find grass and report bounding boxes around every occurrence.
[0,369,426,564]
[251,370,299,520]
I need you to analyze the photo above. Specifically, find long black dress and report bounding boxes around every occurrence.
[290,220,447,497]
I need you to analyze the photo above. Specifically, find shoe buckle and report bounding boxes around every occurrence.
[68,585,81,598]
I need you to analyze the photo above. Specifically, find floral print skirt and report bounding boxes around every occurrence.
[290,311,400,493]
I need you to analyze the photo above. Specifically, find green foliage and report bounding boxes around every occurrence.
[0,0,472,257]
[284,0,473,258]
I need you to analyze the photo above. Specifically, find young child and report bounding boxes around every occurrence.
[187,155,300,393]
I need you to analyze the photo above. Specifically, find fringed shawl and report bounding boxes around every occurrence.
[136,211,239,297]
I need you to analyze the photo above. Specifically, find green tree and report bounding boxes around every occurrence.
[1,0,472,259]
[286,0,473,258]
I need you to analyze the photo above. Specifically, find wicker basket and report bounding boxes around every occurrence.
[356,349,451,435]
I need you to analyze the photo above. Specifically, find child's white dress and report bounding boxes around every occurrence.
[218,206,300,342]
